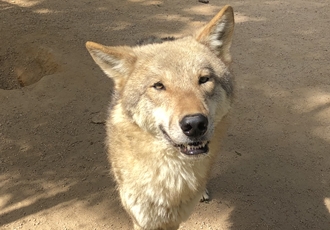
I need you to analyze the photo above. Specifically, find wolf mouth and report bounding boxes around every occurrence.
[160,126,209,155]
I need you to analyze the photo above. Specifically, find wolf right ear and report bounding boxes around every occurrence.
[86,41,137,87]
[196,5,234,64]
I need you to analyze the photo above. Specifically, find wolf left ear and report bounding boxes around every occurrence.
[196,5,234,64]
[86,41,137,89]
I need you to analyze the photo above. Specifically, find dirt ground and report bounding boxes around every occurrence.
[1,0,330,229]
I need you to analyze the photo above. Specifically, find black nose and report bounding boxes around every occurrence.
[179,114,208,138]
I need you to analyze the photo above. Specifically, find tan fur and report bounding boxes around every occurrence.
[86,5,235,230]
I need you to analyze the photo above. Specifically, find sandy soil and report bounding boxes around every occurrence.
[1,0,330,229]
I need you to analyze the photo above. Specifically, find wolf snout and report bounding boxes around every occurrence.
[179,114,208,138]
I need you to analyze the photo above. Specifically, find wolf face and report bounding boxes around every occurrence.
[86,6,234,158]
[125,38,233,156]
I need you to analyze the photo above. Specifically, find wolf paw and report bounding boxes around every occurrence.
[200,188,210,202]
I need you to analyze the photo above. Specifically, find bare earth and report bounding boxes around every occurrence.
[1,0,330,229]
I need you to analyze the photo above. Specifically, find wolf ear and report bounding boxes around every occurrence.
[196,5,234,64]
[86,41,136,87]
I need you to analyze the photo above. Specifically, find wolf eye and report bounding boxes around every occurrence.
[199,76,210,84]
[152,82,166,90]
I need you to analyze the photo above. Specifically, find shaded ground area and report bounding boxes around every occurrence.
[1,0,329,229]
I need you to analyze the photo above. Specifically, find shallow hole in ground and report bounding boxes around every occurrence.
[0,45,60,90]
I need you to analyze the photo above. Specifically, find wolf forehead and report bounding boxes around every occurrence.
[134,37,225,67]
[130,37,234,96]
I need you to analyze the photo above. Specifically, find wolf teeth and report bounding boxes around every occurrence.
[178,141,208,150]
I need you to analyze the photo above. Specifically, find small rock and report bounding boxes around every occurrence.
[91,112,107,124]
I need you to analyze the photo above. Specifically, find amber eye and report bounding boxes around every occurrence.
[199,76,210,84]
[152,82,166,90]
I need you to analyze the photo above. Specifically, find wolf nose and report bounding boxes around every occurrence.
[180,114,208,138]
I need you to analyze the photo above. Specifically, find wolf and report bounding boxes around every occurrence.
[86,5,235,230]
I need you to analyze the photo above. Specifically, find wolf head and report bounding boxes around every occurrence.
[86,5,234,156]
